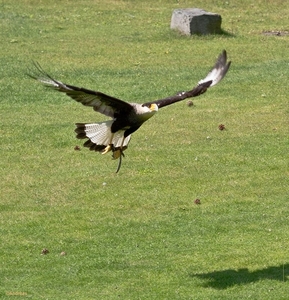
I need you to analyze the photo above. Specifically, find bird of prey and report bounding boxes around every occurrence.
[30,50,231,172]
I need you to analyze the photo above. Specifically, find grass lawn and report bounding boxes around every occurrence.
[1,0,289,299]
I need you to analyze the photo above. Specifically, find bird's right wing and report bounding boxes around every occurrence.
[198,50,231,87]
[143,50,231,109]
[29,62,134,118]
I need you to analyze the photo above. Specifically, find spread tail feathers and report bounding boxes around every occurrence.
[75,121,131,158]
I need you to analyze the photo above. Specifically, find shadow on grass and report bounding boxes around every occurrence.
[167,28,235,40]
[218,29,236,37]
[190,263,288,289]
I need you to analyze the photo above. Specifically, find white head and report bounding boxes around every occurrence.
[132,103,158,122]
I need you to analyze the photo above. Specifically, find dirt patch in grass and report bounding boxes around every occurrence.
[262,30,289,36]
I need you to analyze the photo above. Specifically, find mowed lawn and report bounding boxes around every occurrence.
[1,0,289,299]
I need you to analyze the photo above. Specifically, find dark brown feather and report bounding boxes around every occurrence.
[143,81,212,109]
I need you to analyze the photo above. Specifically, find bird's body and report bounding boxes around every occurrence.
[30,50,231,172]
[74,102,158,162]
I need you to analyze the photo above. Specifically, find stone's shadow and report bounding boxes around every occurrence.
[219,29,235,37]
[190,264,289,289]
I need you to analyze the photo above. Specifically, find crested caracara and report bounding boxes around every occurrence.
[29,50,231,172]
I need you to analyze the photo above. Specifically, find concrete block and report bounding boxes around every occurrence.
[171,8,222,35]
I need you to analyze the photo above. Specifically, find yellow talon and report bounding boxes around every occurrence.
[102,144,112,155]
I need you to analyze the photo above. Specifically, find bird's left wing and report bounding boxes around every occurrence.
[29,62,134,118]
[143,50,231,109]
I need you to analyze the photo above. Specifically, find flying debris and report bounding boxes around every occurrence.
[29,50,231,172]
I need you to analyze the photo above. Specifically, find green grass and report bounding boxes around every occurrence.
[1,0,289,299]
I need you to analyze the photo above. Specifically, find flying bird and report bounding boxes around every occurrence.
[30,50,231,172]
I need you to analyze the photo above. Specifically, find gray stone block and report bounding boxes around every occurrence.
[171,8,222,35]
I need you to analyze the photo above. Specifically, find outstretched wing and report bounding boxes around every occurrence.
[143,50,231,109]
[29,62,134,118]
[198,50,231,87]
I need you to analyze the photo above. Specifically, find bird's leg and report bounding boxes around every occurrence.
[102,145,112,154]
[112,136,125,160]
[102,134,114,155]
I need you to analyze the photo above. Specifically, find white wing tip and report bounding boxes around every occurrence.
[198,50,231,87]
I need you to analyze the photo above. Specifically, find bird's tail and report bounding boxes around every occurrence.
[75,121,131,158]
